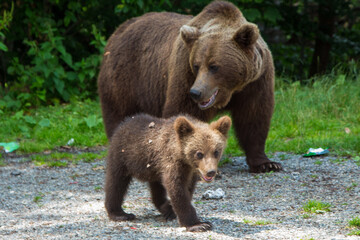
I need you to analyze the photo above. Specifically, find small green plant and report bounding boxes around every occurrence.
[303,200,331,214]
[349,217,360,227]
[302,214,312,219]
[354,156,360,166]
[310,174,319,179]
[314,160,323,165]
[254,220,273,225]
[330,158,347,164]
[243,219,252,224]
[33,192,45,204]
[242,219,273,225]
[79,152,106,163]
[346,183,358,191]
[32,153,70,167]
[348,217,360,236]
[0,157,6,166]
[94,186,102,191]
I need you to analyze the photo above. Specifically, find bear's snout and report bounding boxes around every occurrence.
[206,170,216,178]
[190,89,202,101]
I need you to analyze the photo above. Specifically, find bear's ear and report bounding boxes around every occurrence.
[233,23,259,48]
[211,116,232,138]
[180,25,200,47]
[174,116,195,139]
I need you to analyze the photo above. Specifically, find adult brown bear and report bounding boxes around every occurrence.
[98,1,282,173]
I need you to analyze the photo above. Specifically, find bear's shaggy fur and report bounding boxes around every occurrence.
[105,114,231,232]
[98,1,281,173]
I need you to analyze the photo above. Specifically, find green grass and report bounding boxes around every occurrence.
[348,217,360,236]
[33,192,45,205]
[303,200,331,214]
[0,99,107,154]
[31,151,106,167]
[0,73,359,165]
[266,74,360,156]
[242,219,273,225]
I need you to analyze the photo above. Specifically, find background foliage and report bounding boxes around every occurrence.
[0,0,359,112]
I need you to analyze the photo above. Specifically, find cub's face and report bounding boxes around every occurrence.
[174,116,232,182]
[187,132,226,182]
[180,23,262,110]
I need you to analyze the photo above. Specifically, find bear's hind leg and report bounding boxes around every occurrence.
[149,181,176,221]
[105,174,135,221]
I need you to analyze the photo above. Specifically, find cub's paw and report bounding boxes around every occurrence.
[109,213,136,221]
[186,222,213,232]
[160,202,177,221]
[250,161,282,173]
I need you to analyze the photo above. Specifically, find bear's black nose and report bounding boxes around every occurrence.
[190,89,202,101]
[206,170,216,178]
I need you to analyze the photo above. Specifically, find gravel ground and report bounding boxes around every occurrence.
[1,152,360,240]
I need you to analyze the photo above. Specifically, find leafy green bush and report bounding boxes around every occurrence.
[0,0,359,112]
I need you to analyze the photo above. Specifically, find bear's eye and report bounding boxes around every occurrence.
[214,150,219,158]
[193,64,199,73]
[209,65,219,73]
[196,152,204,159]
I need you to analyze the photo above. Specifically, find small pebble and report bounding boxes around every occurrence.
[10,170,21,176]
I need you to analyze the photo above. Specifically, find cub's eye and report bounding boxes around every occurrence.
[196,151,204,159]
[214,150,219,158]
[193,64,199,73]
[209,65,219,73]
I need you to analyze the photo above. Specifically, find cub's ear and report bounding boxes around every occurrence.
[180,25,200,47]
[174,116,195,139]
[211,116,232,138]
[233,23,259,48]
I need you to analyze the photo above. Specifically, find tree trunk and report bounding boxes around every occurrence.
[309,1,336,77]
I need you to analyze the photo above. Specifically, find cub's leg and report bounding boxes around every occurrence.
[164,172,212,232]
[105,167,135,221]
[149,181,176,220]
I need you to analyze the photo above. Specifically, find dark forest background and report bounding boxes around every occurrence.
[0,0,359,111]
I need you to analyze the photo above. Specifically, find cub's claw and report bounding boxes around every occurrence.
[186,222,213,232]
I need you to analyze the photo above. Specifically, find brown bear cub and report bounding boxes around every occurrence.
[105,113,231,232]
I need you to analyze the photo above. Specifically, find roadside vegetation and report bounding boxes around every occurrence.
[1,72,359,166]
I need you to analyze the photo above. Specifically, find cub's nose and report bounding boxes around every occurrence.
[189,89,202,101]
[206,170,216,178]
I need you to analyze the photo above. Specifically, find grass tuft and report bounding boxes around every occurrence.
[348,217,360,236]
[303,200,331,214]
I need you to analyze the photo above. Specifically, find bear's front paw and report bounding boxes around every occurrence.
[109,213,136,221]
[186,222,213,232]
[250,161,282,173]
[160,202,177,221]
